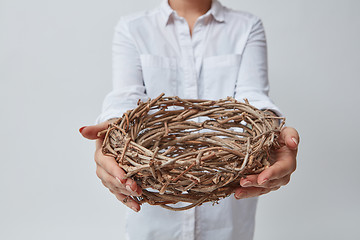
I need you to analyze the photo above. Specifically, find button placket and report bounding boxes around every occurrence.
[193,16,213,100]
[177,17,198,100]
[192,20,204,83]
[175,16,197,240]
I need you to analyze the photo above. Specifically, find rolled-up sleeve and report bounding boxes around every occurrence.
[234,17,283,117]
[96,18,147,124]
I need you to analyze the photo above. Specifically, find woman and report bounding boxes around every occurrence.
[80,0,299,239]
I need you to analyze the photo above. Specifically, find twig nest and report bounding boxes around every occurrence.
[100,94,285,211]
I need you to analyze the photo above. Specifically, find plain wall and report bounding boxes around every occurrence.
[1,0,359,239]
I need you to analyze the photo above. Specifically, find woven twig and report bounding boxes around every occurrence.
[99,93,285,211]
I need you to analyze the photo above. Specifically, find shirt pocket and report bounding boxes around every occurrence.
[140,55,177,98]
[202,54,242,99]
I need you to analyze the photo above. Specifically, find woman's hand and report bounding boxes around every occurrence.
[234,127,299,199]
[80,120,142,212]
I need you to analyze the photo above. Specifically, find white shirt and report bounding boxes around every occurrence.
[97,1,282,239]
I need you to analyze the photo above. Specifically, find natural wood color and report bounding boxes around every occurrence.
[101,94,284,211]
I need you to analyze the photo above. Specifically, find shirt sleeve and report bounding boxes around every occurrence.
[234,17,283,117]
[95,18,148,124]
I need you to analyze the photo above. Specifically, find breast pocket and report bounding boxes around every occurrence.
[202,54,242,100]
[140,55,177,98]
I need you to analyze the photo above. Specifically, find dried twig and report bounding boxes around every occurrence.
[101,94,285,211]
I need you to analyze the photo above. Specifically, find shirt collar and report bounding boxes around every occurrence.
[209,0,225,23]
[160,0,225,26]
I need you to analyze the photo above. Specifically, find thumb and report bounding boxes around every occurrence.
[280,127,300,150]
[79,120,114,140]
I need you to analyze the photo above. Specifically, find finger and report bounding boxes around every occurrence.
[239,175,259,187]
[79,122,108,140]
[109,189,141,212]
[95,146,142,193]
[95,148,142,195]
[280,127,299,150]
[125,178,143,196]
[97,166,129,193]
[234,187,268,199]
[79,119,117,140]
[96,162,141,196]
[100,180,133,196]
[257,130,298,184]
[96,166,133,195]
[241,174,291,188]
[257,149,297,184]
[234,186,280,199]
[242,127,299,186]
[94,147,127,184]
[94,138,142,196]
[256,175,291,188]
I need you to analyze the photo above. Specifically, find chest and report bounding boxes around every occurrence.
[131,17,250,99]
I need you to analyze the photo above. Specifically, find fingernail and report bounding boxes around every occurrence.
[241,180,251,187]
[235,190,247,199]
[79,126,86,133]
[291,137,298,146]
[259,178,269,185]
[131,207,139,212]
[116,177,126,184]
[133,188,142,196]
[126,185,133,193]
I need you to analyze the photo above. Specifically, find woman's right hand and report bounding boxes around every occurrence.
[80,120,142,212]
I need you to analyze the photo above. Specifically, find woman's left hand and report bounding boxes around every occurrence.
[234,127,299,199]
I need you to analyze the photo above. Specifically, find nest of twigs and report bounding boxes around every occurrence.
[99,94,284,211]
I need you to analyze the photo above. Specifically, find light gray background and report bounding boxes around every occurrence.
[1,0,359,239]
